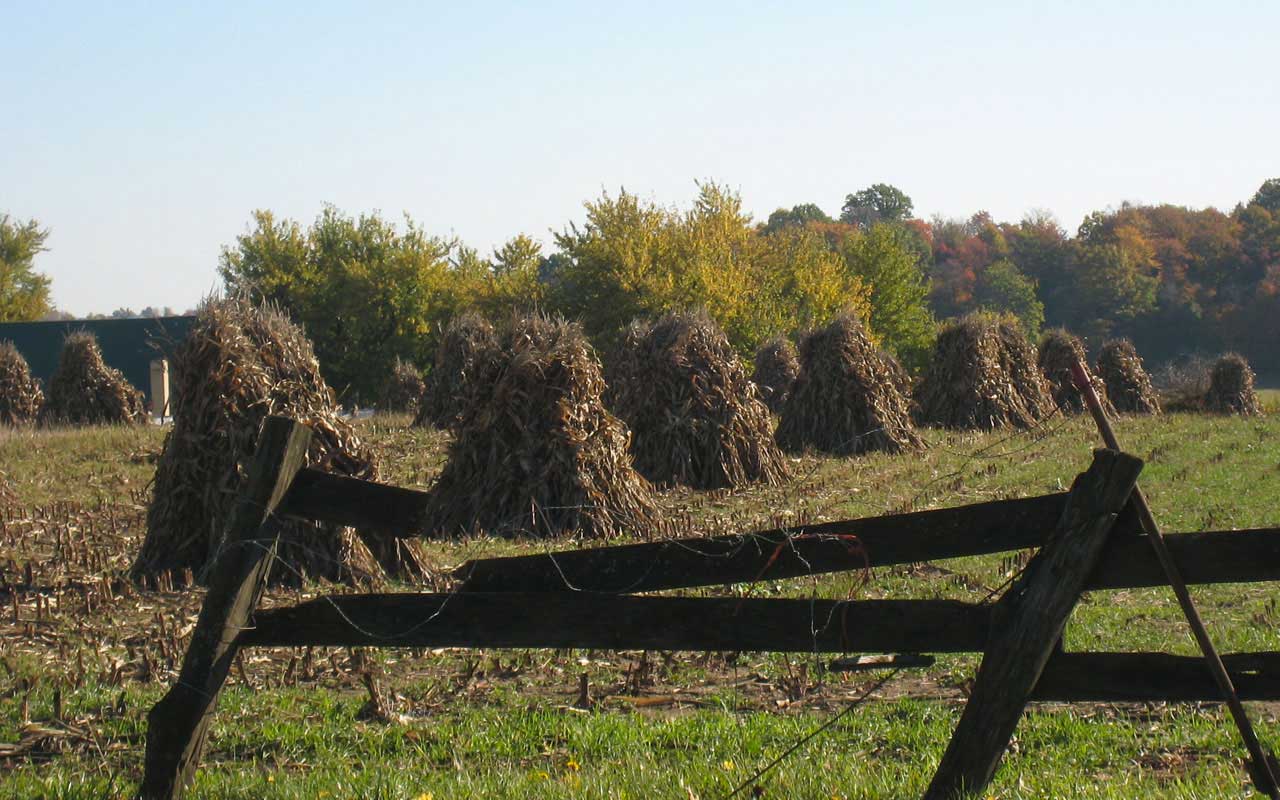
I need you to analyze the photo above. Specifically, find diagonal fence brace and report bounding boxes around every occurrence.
[923,448,1143,799]
[1069,359,1280,799]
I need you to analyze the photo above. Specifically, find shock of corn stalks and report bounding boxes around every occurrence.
[380,356,426,414]
[1037,328,1112,415]
[0,341,44,425]
[38,332,145,426]
[422,313,661,539]
[776,311,922,455]
[913,314,1050,430]
[1205,352,1261,415]
[995,320,1055,420]
[415,312,498,429]
[751,336,799,415]
[132,296,426,586]
[1096,339,1161,415]
[607,310,789,489]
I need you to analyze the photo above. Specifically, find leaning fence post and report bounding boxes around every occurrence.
[138,416,312,800]
[922,448,1143,800]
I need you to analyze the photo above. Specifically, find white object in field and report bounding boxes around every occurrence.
[150,358,171,418]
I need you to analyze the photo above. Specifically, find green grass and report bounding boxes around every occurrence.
[3,410,1280,798]
[1257,389,1280,415]
[3,682,1270,798]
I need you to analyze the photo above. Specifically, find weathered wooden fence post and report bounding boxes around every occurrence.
[922,448,1143,799]
[138,417,312,800]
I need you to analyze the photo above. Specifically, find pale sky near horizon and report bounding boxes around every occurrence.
[3,1,1277,316]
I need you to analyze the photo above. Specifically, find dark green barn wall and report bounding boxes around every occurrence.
[0,317,195,405]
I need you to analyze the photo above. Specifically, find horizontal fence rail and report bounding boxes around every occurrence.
[240,593,992,653]
[455,493,1075,592]
[280,469,1280,594]
[1034,651,1280,702]
[279,468,431,531]
[454,524,1280,594]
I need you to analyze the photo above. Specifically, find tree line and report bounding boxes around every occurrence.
[4,178,1278,401]
[215,184,937,400]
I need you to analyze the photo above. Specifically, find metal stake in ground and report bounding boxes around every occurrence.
[1069,359,1280,799]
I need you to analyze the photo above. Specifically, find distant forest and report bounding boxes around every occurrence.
[5,179,1278,400]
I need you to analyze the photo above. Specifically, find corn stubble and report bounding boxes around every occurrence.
[914,315,1052,430]
[422,313,660,539]
[0,341,44,426]
[133,297,423,586]
[607,310,788,490]
[38,332,145,427]
[776,312,921,455]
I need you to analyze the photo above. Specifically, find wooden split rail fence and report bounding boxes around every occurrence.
[139,417,1280,799]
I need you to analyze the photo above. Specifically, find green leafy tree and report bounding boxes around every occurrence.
[218,210,312,312]
[493,234,543,277]
[840,184,914,229]
[838,224,935,368]
[550,188,672,350]
[1065,241,1159,340]
[1004,211,1072,324]
[220,206,467,402]
[975,259,1044,337]
[760,203,832,234]
[1251,178,1280,215]
[759,225,872,338]
[1238,202,1280,274]
[669,182,768,348]
[551,184,871,355]
[0,214,54,321]
[484,234,546,314]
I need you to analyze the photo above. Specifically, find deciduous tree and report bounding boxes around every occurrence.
[0,214,53,321]
[975,259,1044,337]
[840,184,914,229]
[760,203,832,234]
[838,224,935,369]
[220,206,467,402]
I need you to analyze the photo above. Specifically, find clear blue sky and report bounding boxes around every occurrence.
[3,1,1277,316]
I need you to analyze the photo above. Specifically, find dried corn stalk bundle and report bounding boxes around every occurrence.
[1096,339,1161,414]
[0,341,43,425]
[422,313,660,539]
[600,319,649,395]
[380,357,426,414]
[38,332,144,426]
[1038,329,1111,415]
[414,312,497,429]
[751,336,799,415]
[994,320,1055,420]
[133,296,423,586]
[1205,352,1261,415]
[777,312,922,455]
[607,311,788,489]
[914,315,1045,430]
[881,346,917,404]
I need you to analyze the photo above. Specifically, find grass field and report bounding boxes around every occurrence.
[2,407,1280,798]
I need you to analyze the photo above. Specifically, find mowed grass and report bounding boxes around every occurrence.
[3,410,1280,798]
